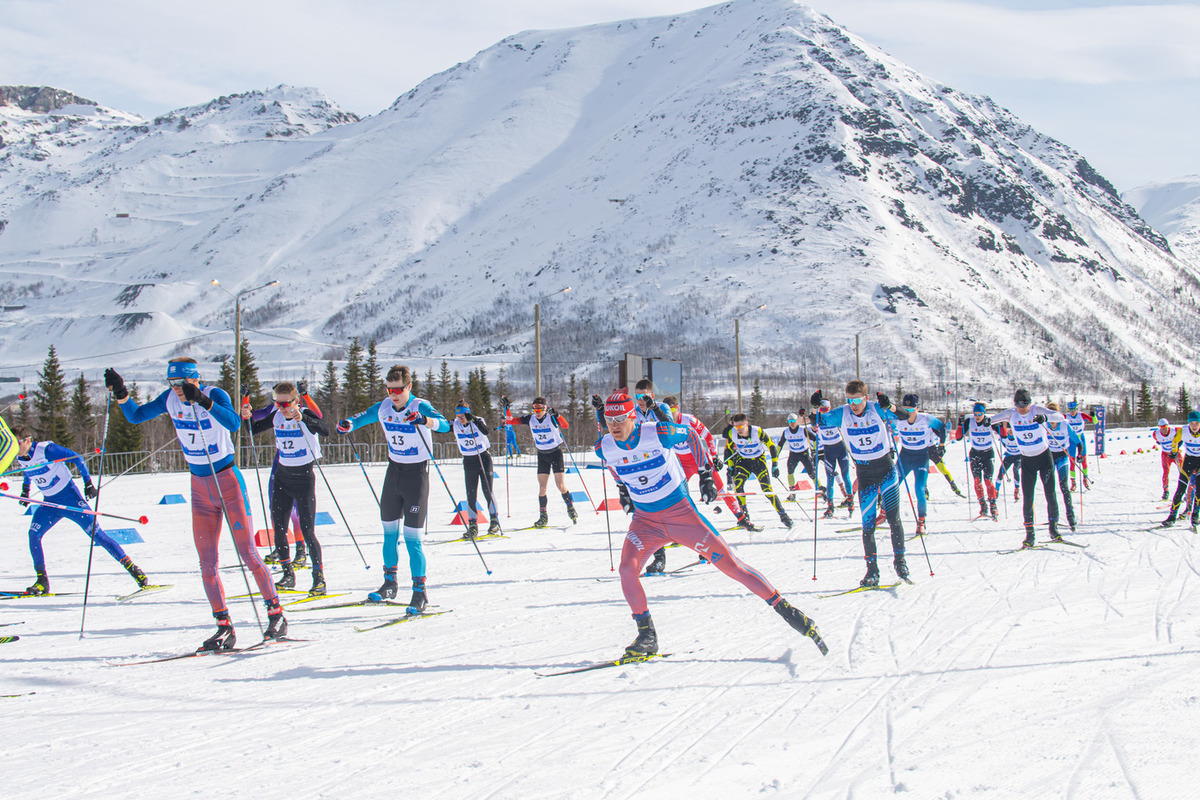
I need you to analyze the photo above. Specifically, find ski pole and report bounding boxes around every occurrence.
[98,439,178,487]
[810,429,821,581]
[503,400,511,519]
[241,401,273,554]
[0,488,148,523]
[345,435,382,510]
[191,399,264,636]
[550,412,597,512]
[600,466,614,571]
[897,464,934,576]
[1,451,97,479]
[296,420,371,569]
[411,421,492,575]
[79,394,113,638]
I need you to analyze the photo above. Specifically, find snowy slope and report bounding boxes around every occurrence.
[1,0,1198,396]
[1,438,1197,797]
[1124,175,1200,271]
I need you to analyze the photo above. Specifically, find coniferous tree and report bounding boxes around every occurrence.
[69,373,96,454]
[365,339,382,399]
[465,368,492,427]
[494,367,513,409]
[315,360,340,423]
[238,338,265,406]
[893,377,905,406]
[341,337,368,413]
[451,370,463,416]
[34,345,72,446]
[17,388,32,431]
[106,383,144,454]
[476,366,493,423]
[1119,395,1132,425]
[1136,381,1154,423]
[217,357,236,398]
[566,374,579,448]
[437,361,453,413]
[749,378,766,426]
[1178,384,1191,416]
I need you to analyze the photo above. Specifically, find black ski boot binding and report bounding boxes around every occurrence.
[774,599,829,655]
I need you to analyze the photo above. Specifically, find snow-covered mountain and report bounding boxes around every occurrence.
[1,0,1196,398]
[1124,176,1200,276]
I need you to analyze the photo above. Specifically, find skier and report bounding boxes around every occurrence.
[595,392,827,659]
[813,399,854,518]
[811,382,907,587]
[991,389,1067,548]
[1063,400,1092,491]
[632,379,674,571]
[661,395,754,527]
[893,394,946,536]
[1161,411,1200,531]
[12,426,151,595]
[955,402,1000,520]
[451,399,501,539]
[106,359,287,650]
[504,406,521,458]
[1152,418,1181,501]
[249,380,322,568]
[995,422,1023,502]
[242,382,329,595]
[509,397,575,528]
[777,411,818,493]
[337,365,448,611]
[1044,403,1083,532]
[724,413,792,529]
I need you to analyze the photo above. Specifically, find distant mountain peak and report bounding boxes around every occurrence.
[0,85,98,113]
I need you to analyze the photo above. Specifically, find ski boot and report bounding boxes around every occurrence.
[839,494,853,509]
[263,548,282,565]
[624,613,658,658]
[914,517,926,537]
[644,548,667,575]
[894,554,910,581]
[1161,513,1177,529]
[773,599,828,655]
[309,565,326,597]
[25,572,49,596]
[859,560,880,588]
[264,602,288,640]
[1048,522,1064,543]
[949,479,965,498]
[463,520,479,540]
[1013,485,1020,501]
[123,558,150,588]
[368,574,399,602]
[778,511,793,530]
[989,500,999,521]
[275,563,296,590]
[786,492,796,503]
[978,501,988,519]
[823,504,835,520]
[1162,489,1170,501]
[487,518,502,536]
[1022,527,1037,548]
[566,503,579,525]
[735,513,759,532]
[199,615,236,652]
[531,510,549,529]
[1070,477,1077,492]
[407,582,428,615]
[292,543,308,570]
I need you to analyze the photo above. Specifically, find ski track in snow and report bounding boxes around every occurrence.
[2,450,1200,796]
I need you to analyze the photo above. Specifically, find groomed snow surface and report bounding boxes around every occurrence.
[2,441,1196,798]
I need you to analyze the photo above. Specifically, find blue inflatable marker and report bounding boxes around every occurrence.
[108,528,145,545]
[313,511,335,526]
[158,494,186,505]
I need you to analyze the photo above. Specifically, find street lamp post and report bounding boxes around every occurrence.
[212,278,279,464]
[735,304,767,414]
[854,322,882,381]
[534,287,570,397]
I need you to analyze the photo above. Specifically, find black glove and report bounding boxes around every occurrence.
[296,380,308,395]
[876,392,890,409]
[979,415,991,427]
[501,395,510,408]
[337,419,353,435]
[810,390,823,407]
[933,444,946,461]
[1033,414,1047,424]
[591,394,604,410]
[104,368,128,401]
[19,485,30,508]
[548,407,558,419]
[618,483,634,515]
[404,410,428,426]
[698,469,718,503]
[462,410,473,422]
[713,456,723,473]
[180,381,213,410]
[725,467,734,487]
[83,480,97,500]
[772,466,780,478]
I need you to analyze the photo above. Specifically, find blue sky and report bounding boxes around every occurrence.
[2,0,1197,190]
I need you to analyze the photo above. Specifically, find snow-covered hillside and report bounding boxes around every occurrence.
[2,442,1196,797]
[1125,175,1200,273]
[1,0,1197,397]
